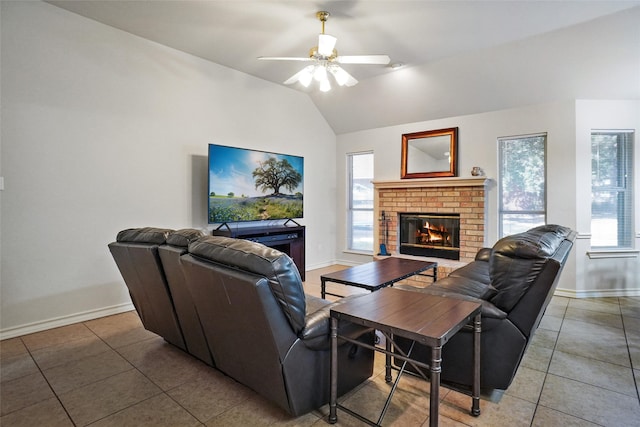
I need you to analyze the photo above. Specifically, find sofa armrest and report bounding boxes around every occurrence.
[299,304,332,348]
[300,294,374,351]
[475,247,492,262]
[479,300,508,320]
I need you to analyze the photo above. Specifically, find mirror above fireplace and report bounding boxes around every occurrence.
[401,127,458,179]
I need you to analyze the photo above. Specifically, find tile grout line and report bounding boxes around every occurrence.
[531,297,633,427]
[84,319,209,425]
[82,321,186,426]
[529,298,569,427]
[619,305,640,405]
[18,335,79,427]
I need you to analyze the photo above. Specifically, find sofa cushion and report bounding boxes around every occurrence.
[166,228,205,248]
[394,285,507,324]
[447,261,490,284]
[426,276,492,299]
[116,227,173,244]
[489,224,570,312]
[188,236,307,334]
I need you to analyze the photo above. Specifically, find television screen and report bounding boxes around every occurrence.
[208,144,304,224]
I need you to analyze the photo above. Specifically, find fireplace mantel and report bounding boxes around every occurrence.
[373,176,490,189]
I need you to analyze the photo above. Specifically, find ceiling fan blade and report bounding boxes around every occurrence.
[336,55,391,65]
[258,56,312,62]
[318,34,337,57]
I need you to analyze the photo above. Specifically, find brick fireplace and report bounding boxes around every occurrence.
[373,177,489,267]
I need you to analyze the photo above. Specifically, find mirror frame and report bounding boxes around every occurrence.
[401,127,458,179]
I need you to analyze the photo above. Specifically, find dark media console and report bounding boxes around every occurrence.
[211,224,306,281]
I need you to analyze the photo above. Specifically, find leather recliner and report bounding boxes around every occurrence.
[158,229,214,366]
[394,224,576,391]
[180,235,375,416]
[108,227,186,350]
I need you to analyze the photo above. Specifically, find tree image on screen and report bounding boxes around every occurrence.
[253,158,302,196]
[208,145,304,223]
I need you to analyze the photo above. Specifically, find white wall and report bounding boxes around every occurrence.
[336,101,640,296]
[0,2,336,338]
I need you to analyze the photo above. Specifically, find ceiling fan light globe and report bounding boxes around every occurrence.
[313,65,327,82]
[319,79,331,92]
[299,69,313,87]
[331,67,349,86]
[329,66,358,87]
[283,65,314,85]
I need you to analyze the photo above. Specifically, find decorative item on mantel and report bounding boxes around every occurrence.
[471,166,484,176]
[401,127,458,179]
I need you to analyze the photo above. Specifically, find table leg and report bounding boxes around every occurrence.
[385,333,392,382]
[429,345,442,427]
[329,317,338,424]
[321,278,327,299]
[471,313,481,416]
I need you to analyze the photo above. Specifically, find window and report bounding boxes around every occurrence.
[498,134,547,237]
[348,152,374,252]
[591,130,634,249]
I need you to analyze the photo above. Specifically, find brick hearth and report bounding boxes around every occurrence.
[373,177,490,270]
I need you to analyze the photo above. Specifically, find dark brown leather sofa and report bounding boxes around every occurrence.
[395,224,576,391]
[109,229,374,417]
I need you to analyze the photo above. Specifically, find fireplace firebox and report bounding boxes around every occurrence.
[399,213,460,260]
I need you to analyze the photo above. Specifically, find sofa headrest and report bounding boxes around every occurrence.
[166,229,205,248]
[493,224,572,259]
[116,227,173,245]
[489,224,571,312]
[188,236,306,334]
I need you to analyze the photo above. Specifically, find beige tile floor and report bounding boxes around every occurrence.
[1,265,639,426]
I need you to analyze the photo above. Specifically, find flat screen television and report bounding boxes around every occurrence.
[208,144,304,224]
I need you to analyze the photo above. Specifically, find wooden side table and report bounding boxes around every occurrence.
[329,287,481,427]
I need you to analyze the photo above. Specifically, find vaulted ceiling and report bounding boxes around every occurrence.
[47,1,640,134]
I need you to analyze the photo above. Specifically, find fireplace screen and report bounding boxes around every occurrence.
[399,213,460,260]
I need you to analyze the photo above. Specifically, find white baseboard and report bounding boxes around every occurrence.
[305,259,363,271]
[332,258,365,267]
[304,260,337,271]
[554,287,640,298]
[0,303,135,340]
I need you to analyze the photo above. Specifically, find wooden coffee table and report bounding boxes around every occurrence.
[320,257,437,299]
[328,287,481,427]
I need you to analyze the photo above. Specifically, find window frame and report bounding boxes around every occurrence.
[590,130,634,250]
[498,133,547,238]
[347,151,374,253]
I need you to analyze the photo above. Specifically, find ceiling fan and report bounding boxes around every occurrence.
[258,11,390,92]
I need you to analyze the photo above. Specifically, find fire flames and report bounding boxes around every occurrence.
[416,221,451,245]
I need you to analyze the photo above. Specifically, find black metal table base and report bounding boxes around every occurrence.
[329,316,481,426]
